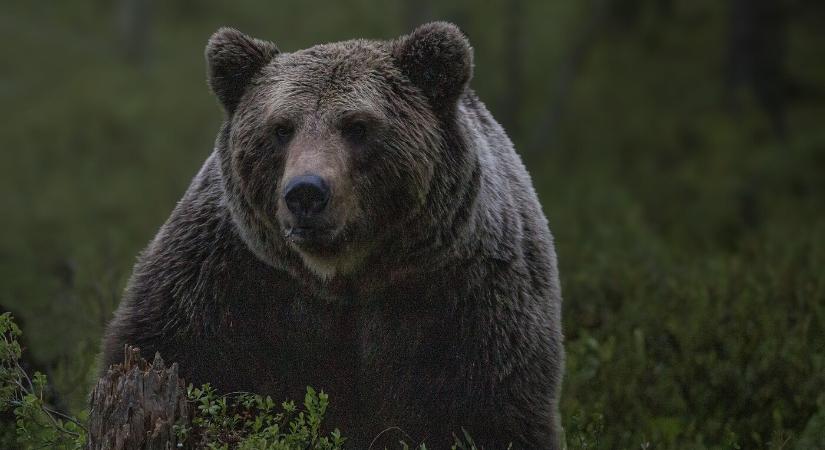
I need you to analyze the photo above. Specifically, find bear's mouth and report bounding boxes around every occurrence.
[287,225,331,240]
[284,224,340,254]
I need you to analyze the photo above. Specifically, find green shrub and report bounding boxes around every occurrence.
[180,384,346,450]
[0,312,86,449]
[1,313,492,449]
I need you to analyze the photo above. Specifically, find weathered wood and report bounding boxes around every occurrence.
[87,346,191,450]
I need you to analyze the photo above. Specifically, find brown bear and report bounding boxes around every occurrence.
[102,22,564,449]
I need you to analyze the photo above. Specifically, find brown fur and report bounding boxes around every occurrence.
[102,22,564,449]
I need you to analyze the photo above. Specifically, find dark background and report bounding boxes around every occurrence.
[1,0,824,448]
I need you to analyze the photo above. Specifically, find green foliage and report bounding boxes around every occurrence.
[0,313,22,408]
[0,313,86,449]
[181,384,489,449]
[1,312,493,449]
[181,384,346,450]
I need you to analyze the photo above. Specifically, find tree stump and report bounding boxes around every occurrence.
[87,346,191,450]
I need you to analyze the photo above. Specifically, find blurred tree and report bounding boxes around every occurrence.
[403,0,432,29]
[726,0,791,139]
[499,0,524,137]
[530,0,610,153]
[117,0,152,67]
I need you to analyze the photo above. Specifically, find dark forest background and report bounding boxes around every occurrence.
[1,0,824,448]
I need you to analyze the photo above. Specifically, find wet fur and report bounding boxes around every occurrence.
[102,22,564,449]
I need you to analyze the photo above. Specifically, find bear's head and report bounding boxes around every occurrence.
[206,23,476,283]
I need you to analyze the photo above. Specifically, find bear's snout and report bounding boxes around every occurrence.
[283,174,330,219]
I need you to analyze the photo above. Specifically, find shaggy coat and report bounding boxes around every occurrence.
[102,22,564,449]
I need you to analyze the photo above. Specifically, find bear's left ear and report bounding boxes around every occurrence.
[206,27,279,114]
[393,22,474,113]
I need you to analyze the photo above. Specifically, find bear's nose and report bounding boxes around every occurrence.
[283,175,330,218]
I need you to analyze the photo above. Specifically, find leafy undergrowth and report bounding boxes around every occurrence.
[180,384,346,450]
[0,312,493,450]
[0,312,86,449]
[180,385,488,450]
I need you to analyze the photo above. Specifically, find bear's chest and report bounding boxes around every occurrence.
[217,291,361,401]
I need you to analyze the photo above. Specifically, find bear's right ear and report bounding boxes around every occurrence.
[393,22,474,113]
[206,27,279,114]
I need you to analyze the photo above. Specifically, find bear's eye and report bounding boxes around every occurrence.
[274,124,294,142]
[342,121,367,141]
